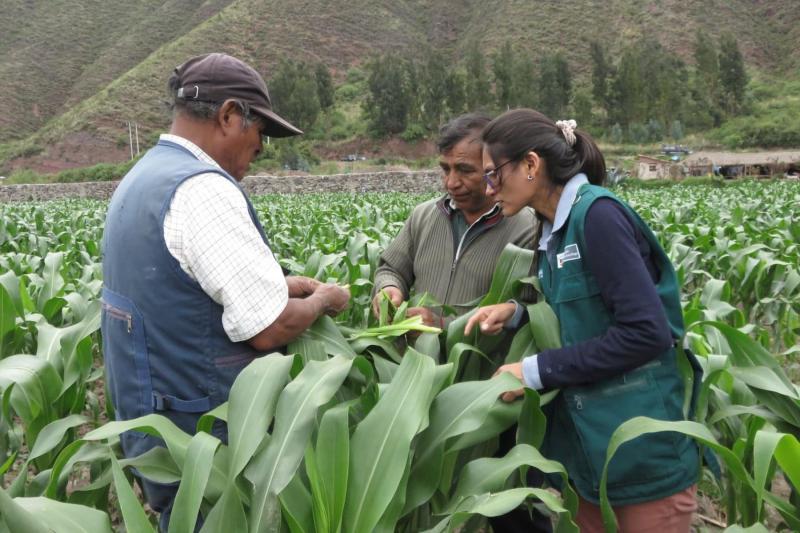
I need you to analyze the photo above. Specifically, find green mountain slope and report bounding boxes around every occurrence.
[1,0,798,172]
[0,0,237,142]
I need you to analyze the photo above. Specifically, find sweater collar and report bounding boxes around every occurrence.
[436,195,503,226]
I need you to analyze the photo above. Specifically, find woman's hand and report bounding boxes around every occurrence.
[493,362,526,402]
[464,302,517,336]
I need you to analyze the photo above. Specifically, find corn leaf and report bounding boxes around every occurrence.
[343,348,435,533]
[404,372,523,515]
[169,431,221,533]
[201,484,247,533]
[279,472,314,533]
[227,353,294,479]
[247,356,352,532]
[110,454,155,533]
[311,404,350,533]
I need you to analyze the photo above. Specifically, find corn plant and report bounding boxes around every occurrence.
[1,182,799,531]
[0,203,104,495]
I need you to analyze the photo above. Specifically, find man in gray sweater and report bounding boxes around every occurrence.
[371,112,537,327]
[371,113,549,533]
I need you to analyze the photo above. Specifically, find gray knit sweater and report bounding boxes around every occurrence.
[373,197,538,316]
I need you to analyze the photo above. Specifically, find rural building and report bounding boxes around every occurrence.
[635,155,683,180]
[683,151,800,178]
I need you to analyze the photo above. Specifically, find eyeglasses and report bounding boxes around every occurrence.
[482,158,517,191]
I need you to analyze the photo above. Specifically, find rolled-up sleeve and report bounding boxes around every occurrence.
[166,174,289,342]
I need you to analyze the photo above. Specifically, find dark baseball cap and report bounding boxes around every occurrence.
[173,53,302,138]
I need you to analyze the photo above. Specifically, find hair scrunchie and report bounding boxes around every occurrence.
[556,119,577,147]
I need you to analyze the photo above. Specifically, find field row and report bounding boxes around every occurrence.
[0,181,797,531]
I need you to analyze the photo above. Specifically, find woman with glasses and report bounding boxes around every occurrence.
[465,108,700,532]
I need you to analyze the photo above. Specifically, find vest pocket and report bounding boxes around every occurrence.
[553,271,601,303]
[566,369,683,494]
[101,288,153,452]
[553,271,611,344]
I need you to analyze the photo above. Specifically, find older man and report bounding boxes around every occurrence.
[101,53,349,530]
[372,112,536,326]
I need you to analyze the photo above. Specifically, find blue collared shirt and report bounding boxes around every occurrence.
[522,173,588,390]
[520,174,672,392]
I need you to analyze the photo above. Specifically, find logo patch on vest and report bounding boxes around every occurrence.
[557,243,581,268]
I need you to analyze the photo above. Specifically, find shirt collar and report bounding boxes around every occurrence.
[160,134,222,169]
[441,195,500,219]
[538,173,590,250]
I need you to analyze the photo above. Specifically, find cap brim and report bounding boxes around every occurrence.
[252,106,303,138]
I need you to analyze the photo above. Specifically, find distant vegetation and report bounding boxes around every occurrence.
[1,0,799,182]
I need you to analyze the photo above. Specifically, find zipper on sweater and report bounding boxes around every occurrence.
[443,215,487,305]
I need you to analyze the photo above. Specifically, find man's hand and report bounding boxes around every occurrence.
[286,276,321,298]
[371,286,404,318]
[493,362,525,402]
[464,302,517,336]
[406,307,442,328]
[314,283,350,316]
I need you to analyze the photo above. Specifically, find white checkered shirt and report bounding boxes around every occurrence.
[161,134,288,342]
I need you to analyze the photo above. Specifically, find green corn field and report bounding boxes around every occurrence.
[0,181,798,532]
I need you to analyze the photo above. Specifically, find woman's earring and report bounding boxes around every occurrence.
[527,174,534,181]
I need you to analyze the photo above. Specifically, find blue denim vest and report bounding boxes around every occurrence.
[101,139,274,512]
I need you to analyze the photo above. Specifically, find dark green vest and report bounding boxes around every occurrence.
[539,183,699,505]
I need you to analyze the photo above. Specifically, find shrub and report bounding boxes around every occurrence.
[55,160,135,182]
[335,83,361,102]
[400,123,427,143]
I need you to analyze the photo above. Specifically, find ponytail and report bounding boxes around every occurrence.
[574,130,606,186]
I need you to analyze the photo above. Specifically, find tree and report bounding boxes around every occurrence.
[315,63,335,110]
[608,38,687,128]
[610,123,624,144]
[465,41,492,110]
[403,58,423,129]
[647,118,664,142]
[493,40,515,110]
[693,32,719,100]
[538,53,572,119]
[657,55,690,127]
[510,54,536,108]
[670,120,684,141]
[419,50,450,131]
[590,41,612,118]
[718,34,748,116]
[628,122,649,144]
[269,60,321,131]
[362,54,412,136]
[689,31,722,127]
[609,47,644,126]
[572,89,594,128]
[445,68,467,117]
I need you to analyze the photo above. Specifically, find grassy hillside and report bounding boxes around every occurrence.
[1,0,798,174]
[0,0,237,143]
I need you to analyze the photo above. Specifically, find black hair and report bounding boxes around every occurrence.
[481,108,606,186]
[437,112,493,154]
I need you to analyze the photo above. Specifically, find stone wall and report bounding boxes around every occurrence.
[0,171,443,202]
